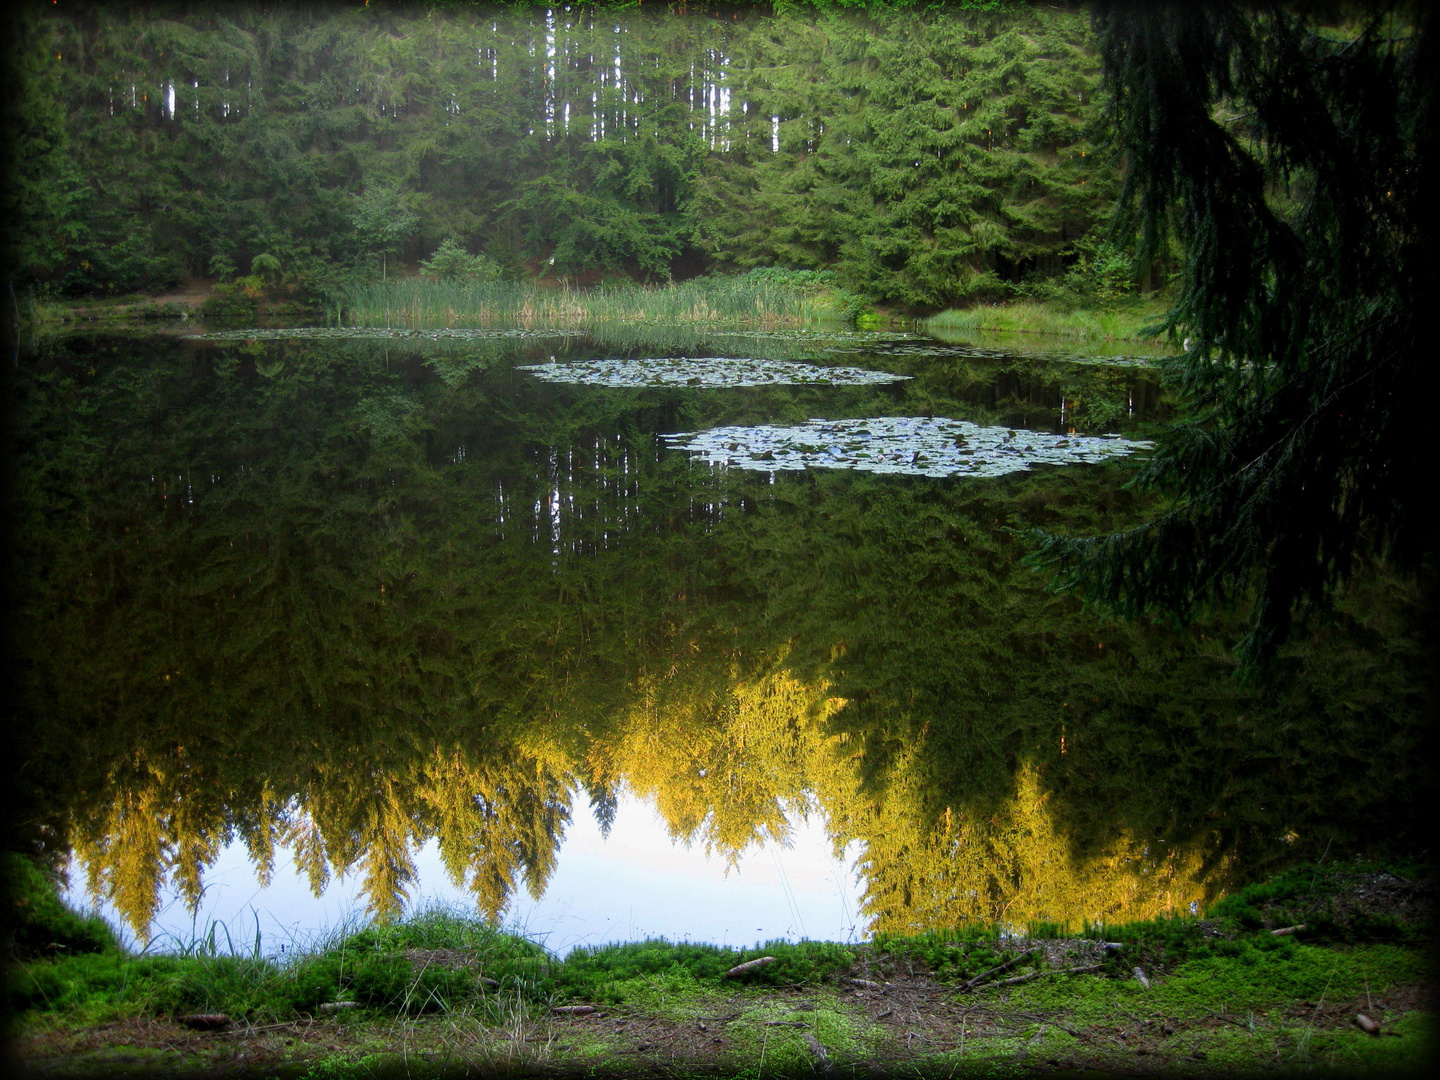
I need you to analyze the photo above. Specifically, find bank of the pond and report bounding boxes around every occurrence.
[20,270,874,334]
[7,856,1433,1078]
[926,298,1174,343]
[22,278,1181,344]
[23,283,318,328]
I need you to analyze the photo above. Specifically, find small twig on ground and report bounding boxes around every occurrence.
[1010,1011,1084,1038]
[1206,1010,1252,1030]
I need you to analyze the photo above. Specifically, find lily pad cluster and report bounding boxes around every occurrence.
[517,356,910,388]
[663,416,1153,478]
[187,327,581,342]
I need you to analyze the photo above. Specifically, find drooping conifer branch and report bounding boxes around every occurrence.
[1028,3,1435,673]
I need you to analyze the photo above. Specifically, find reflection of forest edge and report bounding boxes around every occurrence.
[11,335,1432,940]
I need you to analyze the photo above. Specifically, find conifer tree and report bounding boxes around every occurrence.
[1029,3,1436,671]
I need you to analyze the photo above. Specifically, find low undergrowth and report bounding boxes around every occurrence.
[6,857,1433,1077]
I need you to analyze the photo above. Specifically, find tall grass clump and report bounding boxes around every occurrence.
[339,268,866,331]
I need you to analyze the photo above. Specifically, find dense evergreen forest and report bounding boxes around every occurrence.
[5,1,1120,309]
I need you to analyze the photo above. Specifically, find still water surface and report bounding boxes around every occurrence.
[14,327,1428,948]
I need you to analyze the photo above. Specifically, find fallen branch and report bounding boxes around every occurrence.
[1271,924,1307,936]
[977,970,1042,990]
[803,1031,832,1074]
[211,1021,303,1038]
[552,1005,597,1016]
[974,964,1106,992]
[178,1014,231,1030]
[725,956,778,978]
[961,949,1036,992]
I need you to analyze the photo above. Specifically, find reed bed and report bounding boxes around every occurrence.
[340,277,847,331]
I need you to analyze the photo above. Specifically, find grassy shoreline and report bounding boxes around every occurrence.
[20,276,1182,347]
[925,296,1175,343]
[8,857,1432,1078]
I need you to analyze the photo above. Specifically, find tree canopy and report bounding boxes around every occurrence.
[4,1,1118,307]
[1030,2,1436,671]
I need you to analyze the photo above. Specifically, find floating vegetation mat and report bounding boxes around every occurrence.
[186,327,582,341]
[518,356,909,388]
[664,416,1153,478]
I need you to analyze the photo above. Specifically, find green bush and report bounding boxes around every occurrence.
[198,283,260,320]
[419,239,503,284]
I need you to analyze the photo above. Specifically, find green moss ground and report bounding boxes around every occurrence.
[5,856,1432,1077]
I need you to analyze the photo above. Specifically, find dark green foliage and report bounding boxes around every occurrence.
[8,953,177,1015]
[1092,859,1433,976]
[351,185,419,281]
[1204,860,1432,946]
[1028,4,1438,671]
[2,853,121,960]
[6,3,1117,305]
[196,284,260,321]
[696,5,1113,306]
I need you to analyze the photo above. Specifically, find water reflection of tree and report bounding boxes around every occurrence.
[12,334,1430,940]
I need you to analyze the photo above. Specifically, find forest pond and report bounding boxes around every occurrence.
[12,327,1428,950]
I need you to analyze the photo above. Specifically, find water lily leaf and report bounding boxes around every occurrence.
[663,417,1153,479]
[516,356,909,388]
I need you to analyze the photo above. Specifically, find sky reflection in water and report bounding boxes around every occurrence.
[67,794,863,956]
[18,328,1428,949]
